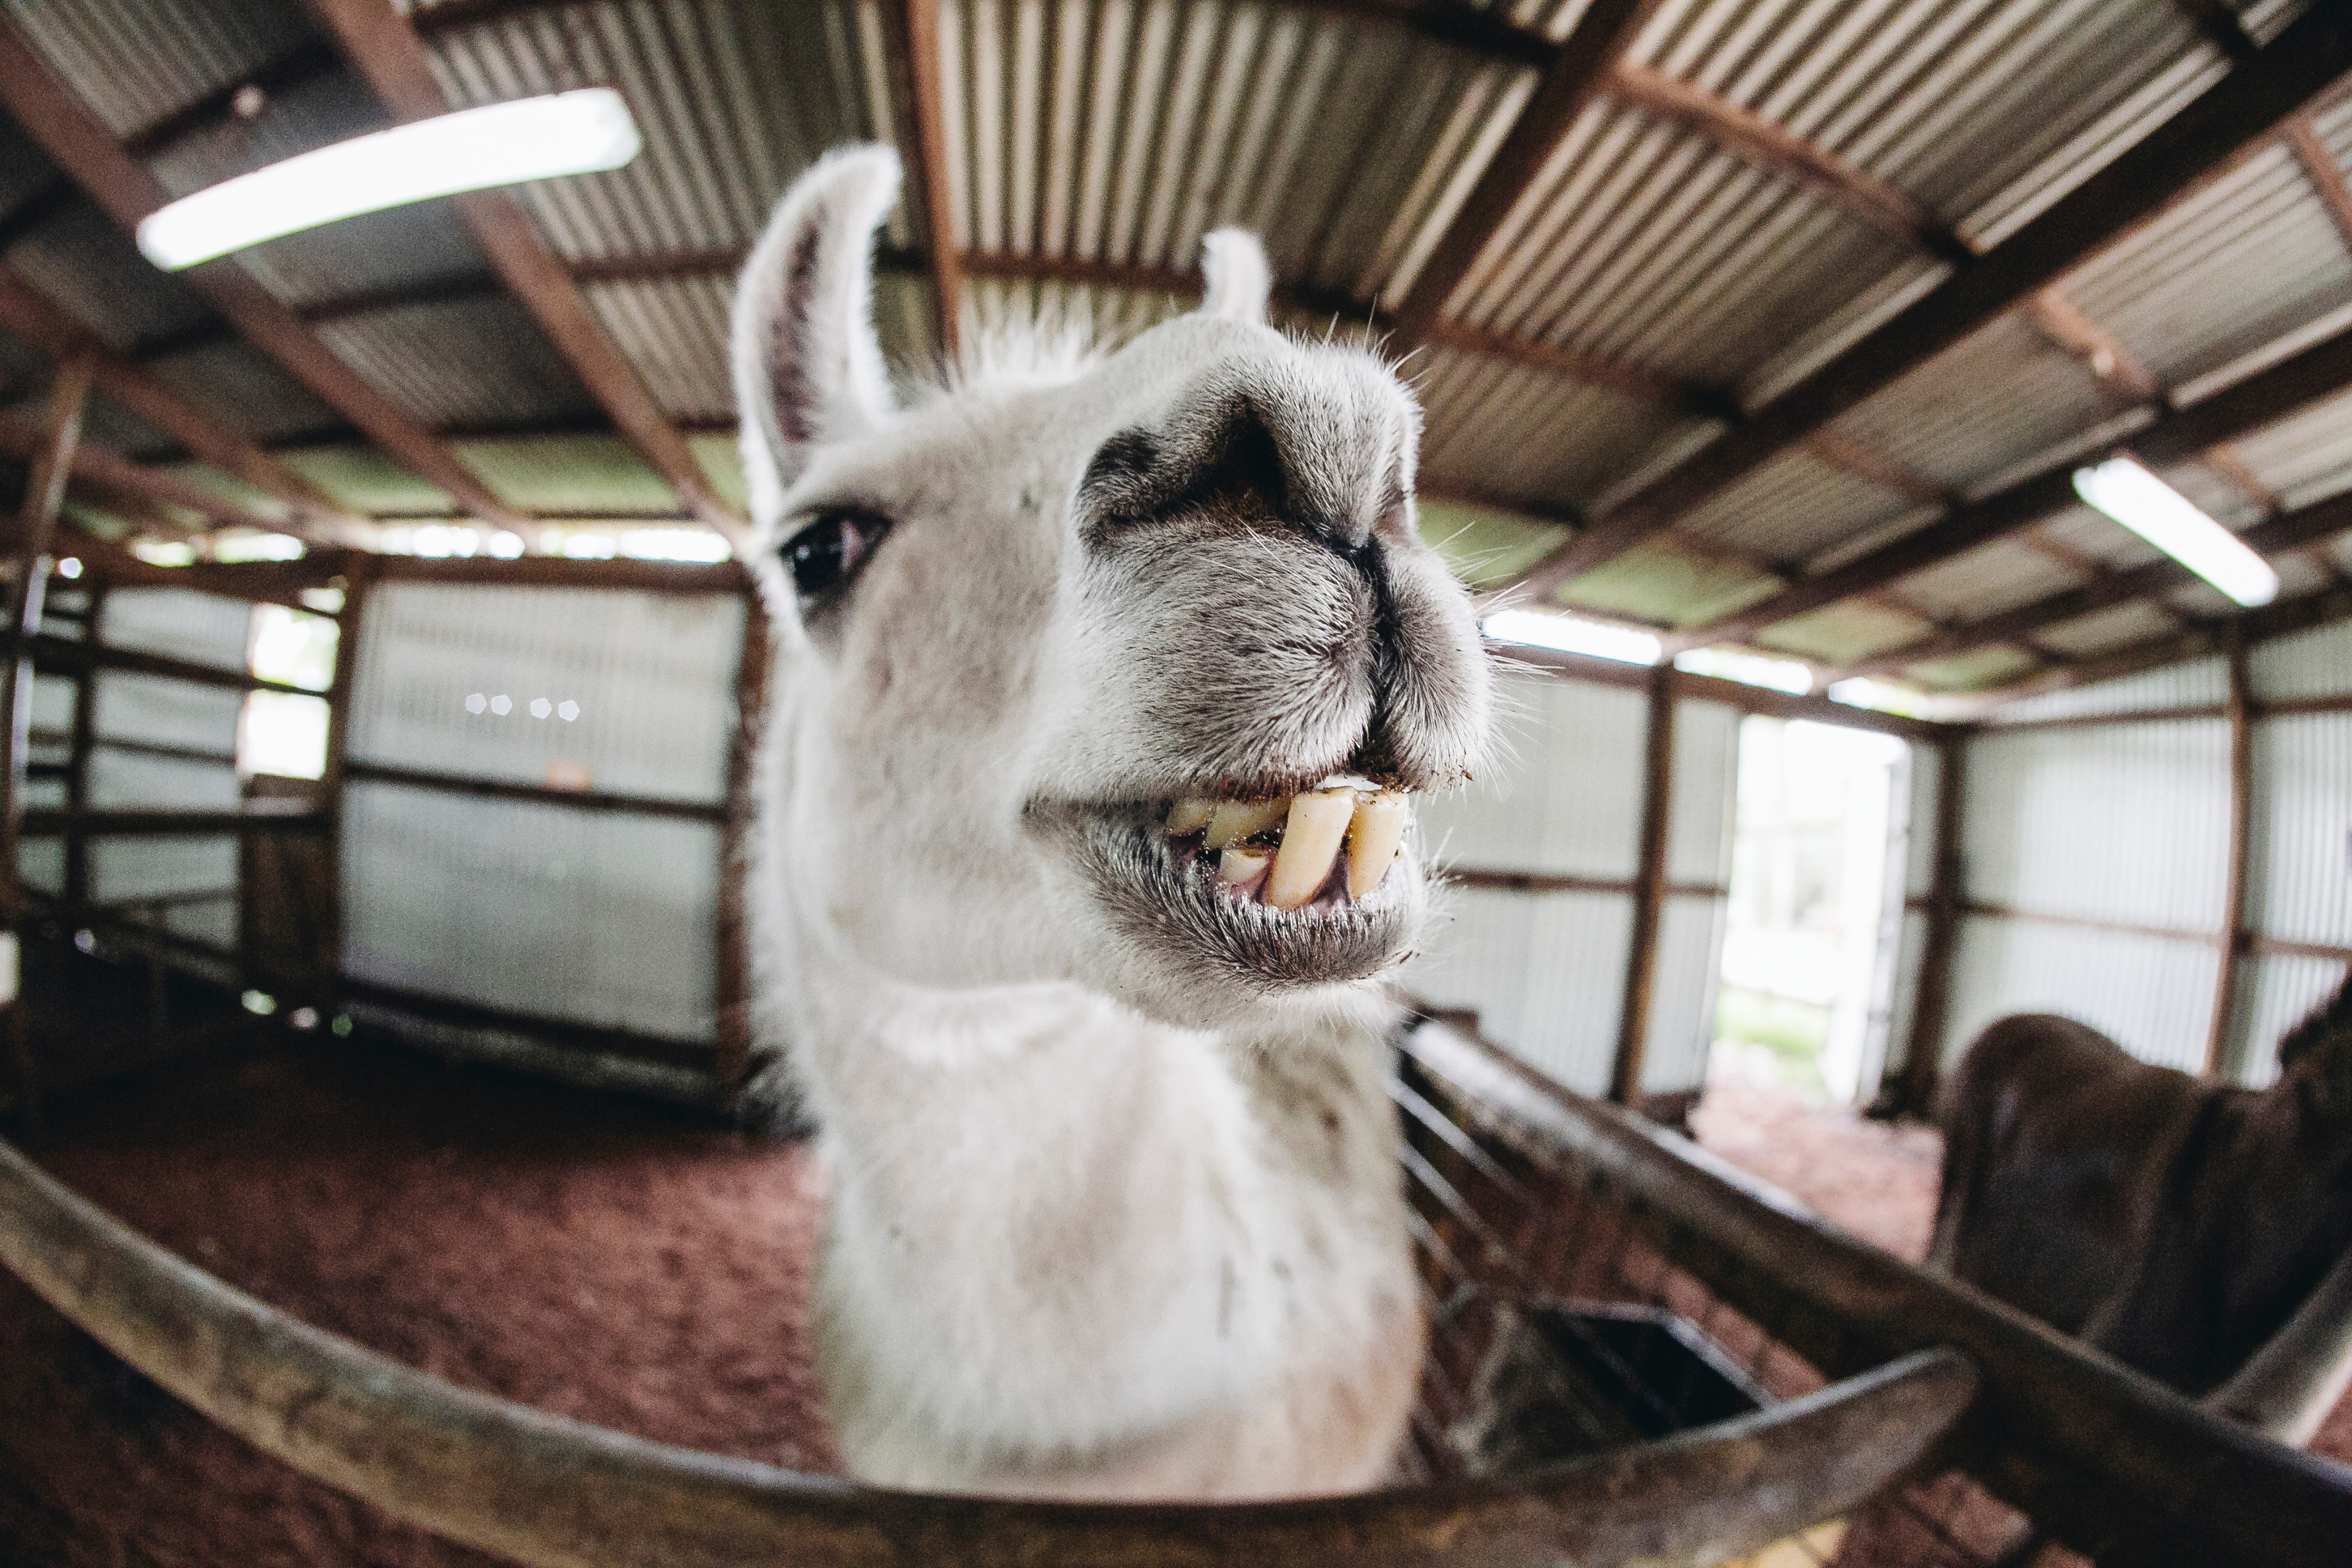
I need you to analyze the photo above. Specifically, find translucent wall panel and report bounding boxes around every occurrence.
[91,671,244,754]
[342,782,720,1043]
[1417,673,1648,879]
[99,587,252,672]
[2249,621,2352,703]
[2233,952,2347,1088]
[1665,699,1738,887]
[86,751,240,810]
[350,585,744,803]
[1965,720,2231,934]
[19,840,62,895]
[1401,886,1633,1098]
[1984,656,2227,724]
[1642,893,1725,1095]
[2248,712,2352,952]
[1943,914,2219,1074]
[29,674,74,748]
[1904,742,1942,899]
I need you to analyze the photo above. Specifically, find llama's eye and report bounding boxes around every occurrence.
[780,508,889,600]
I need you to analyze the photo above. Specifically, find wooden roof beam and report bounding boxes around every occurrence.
[0,408,290,536]
[2284,112,2352,254]
[0,15,530,531]
[1515,3,2352,598]
[301,0,746,551]
[0,270,366,543]
[1689,314,2352,649]
[1387,0,1662,349]
[1605,64,1972,264]
[1839,485,2352,681]
[882,0,964,363]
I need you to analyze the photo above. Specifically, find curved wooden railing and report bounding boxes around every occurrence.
[1395,1021,2352,1568]
[0,1133,1970,1568]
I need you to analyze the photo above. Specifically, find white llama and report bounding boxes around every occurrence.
[731,146,1493,1499]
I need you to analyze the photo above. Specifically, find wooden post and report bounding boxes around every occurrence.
[1,355,93,1123]
[883,0,963,362]
[713,583,770,1089]
[1891,732,1966,1118]
[1609,665,1675,1108]
[60,579,103,908]
[317,557,374,1025]
[2206,622,2253,1077]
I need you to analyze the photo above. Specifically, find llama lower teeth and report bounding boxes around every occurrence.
[1218,844,1271,892]
[1265,789,1355,911]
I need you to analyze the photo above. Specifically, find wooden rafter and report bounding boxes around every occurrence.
[301,0,747,550]
[0,407,286,536]
[882,0,965,362]
[1605,64,1972,263]
[1841,483,2352,681]
[0,271,365,542]
[1682,313,2352,650]
[0,16,529,530]
[1515,2,2352,598]
[1387,0,1661,348]
[2284,112,2352,254]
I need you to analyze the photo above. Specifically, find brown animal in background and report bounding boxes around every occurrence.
[1930,972,2352,1420]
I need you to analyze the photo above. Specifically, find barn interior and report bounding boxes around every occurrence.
[0,0,2349,1564]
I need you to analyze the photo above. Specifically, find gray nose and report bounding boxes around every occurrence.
[1079,359,1414,557]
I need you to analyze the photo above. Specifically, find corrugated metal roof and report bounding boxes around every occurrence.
[1825,314,2113,497]
[6,200,217,352]
[1629,0,2221,242]
[421,0,893,259]
[1455,97,1913,389]
[2061,137,2352,391]
[452,434,679,515]
[1414,345,1699,514]
[2228,381,2352,511]
[1,0,314,140]
[1756,595,1936,663]
[315,296,601,431]
[143,338,346,447]
[1557,533,1779,627]
[1893,535,2087,622]
[1677,445,1914,567]
[2029,596,2183,658]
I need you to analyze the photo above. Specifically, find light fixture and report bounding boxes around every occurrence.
[2071,456,2279,608]
[1481,608,1662,665]
[137,89,641,271]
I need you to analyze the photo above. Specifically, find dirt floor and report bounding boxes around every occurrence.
[1,1038,2345,1565]
[0,1037,833,1567]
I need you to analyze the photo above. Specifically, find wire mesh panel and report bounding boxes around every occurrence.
[1386,1017,2347,1568]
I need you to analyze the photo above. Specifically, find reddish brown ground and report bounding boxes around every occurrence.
[0,1039,833,1567]
[1,1044,2343,1567]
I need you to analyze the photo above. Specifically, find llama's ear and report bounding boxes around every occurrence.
[1199,229,1271,325]
[732,146,901,526]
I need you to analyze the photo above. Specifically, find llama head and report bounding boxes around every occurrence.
[734,146,1490,1033]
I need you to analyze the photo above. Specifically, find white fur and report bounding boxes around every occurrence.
[734,147,1491,1499]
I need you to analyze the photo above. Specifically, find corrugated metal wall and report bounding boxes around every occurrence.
[341,584,744,1045]
[1934,624,2351,1087]
[1401,673,1737,1101]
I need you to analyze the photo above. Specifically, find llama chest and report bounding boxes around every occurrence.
[804,1011,1412,1466]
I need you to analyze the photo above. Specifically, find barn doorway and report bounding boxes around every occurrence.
[1714,717,1912,1106]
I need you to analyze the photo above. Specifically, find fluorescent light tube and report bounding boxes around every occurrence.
[1482,609,1661,665]
[137,89,640,270]
[2072,456,2279,608]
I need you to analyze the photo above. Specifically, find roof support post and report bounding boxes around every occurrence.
[1885,734,1965,1120]
[2206,624,2253,1077]
[1,353,93,1127]
[1609,663,1674,1109]
[883,0,965,363]
[714,583,769,1093]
